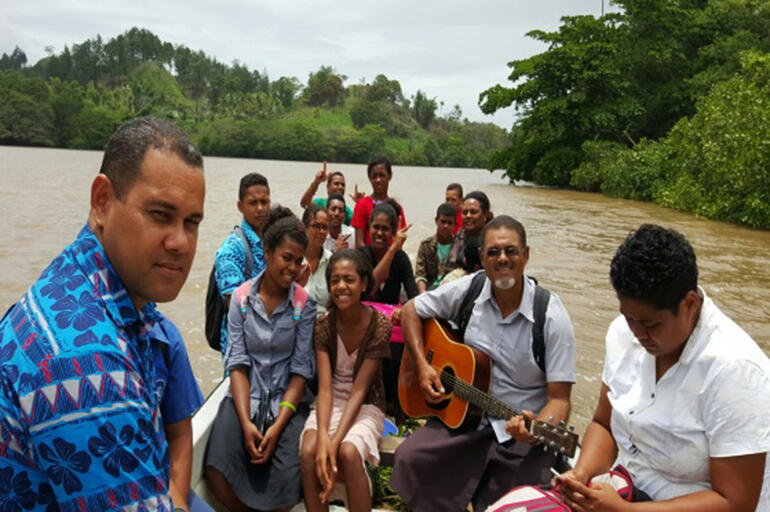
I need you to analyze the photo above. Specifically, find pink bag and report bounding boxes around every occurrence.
[485,466,635,512]
[361,301,403,343]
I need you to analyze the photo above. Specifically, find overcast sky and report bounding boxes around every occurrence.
[1,1,616,127]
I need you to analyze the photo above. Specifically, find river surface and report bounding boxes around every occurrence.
[1,146,768,433]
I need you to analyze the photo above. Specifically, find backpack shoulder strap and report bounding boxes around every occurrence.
[531,284,551,374]
[234,225,253,278]
[292,284,309,323]
[233,280,253,319]
[456,271,487,343]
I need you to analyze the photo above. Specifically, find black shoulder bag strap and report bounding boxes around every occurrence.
[531,285,551,375]
[233,225,253,278]
[456,271,487,343]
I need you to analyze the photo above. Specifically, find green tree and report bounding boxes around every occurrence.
[0,46,27,70]
[304,66,347,107]
[411,90,437,129]
[271,76,302,109]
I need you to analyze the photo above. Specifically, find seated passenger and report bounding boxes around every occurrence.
[443,190,493,274]
[415,202,457,293]
[300,250,392,511]
[390,215,576,512]
[214,172,271,356]
[356,200,418,417]
[324,193,354,252]
[445,182,464,235]
[300,161,354,225]
[350,157,406,248]
[557,224,770,511]
[299,204,333,314]
[204,210,318,512]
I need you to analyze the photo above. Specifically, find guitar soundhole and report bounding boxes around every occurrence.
[426,367,454,411]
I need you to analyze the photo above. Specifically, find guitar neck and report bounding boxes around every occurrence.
[441,371,521,421]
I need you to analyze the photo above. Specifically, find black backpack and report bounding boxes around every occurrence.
[205,226,253,351]
[456,272,551,374]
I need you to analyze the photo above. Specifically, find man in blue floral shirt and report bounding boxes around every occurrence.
[213,172,270,356]
[0,117,205,512]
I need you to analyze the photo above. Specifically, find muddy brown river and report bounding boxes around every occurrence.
[2,146,768,433]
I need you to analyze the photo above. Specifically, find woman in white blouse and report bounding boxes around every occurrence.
[299,204,333,314]
[557,224,770,511]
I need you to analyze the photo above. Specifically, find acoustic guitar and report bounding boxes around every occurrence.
[398,318,579,457]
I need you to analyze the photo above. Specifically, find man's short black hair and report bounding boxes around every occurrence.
[463,190,491,213]
[367,156,392,177]
[479,215,526,249]
[239,173,269,201]
[327,171,345,185]
[436,203,457,219]
[327,193,345,206]
[100,116,202,199]
[446,183,463,197]
[610,224,698,314]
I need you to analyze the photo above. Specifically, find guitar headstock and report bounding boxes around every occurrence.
[530,420,579,458]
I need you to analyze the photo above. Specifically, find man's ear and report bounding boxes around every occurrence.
[90,174,115,230]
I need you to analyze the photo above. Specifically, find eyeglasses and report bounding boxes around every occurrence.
[485,245,522,259]
[309,223,329,231]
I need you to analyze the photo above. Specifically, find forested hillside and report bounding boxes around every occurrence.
[0,28,508,168]
[481,0,770,228]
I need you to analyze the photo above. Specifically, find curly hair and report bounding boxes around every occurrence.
[324,249,374,309]
[262,205,308,252]
[610,224,698,313]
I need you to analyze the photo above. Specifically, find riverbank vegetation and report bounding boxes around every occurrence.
[481,0,770,229]
[0,28,507,169]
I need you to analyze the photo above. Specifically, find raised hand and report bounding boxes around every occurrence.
[334,233,351,252]
[349,184,365,204]
[393,223,412,251]
[314,161,328,185]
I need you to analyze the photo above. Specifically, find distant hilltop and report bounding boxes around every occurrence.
[0,27,508,169]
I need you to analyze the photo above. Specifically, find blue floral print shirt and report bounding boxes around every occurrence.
[214,219,266,356]
[0,225,173,512]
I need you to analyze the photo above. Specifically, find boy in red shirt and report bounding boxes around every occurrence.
[351,156,406,247]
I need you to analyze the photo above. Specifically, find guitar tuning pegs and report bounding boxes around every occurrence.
[558,420,565,427]
[569,425,576,432]
[549,441,556,448]
[548,416,554,423]
[542,444,548,452]
[559,446,566,453]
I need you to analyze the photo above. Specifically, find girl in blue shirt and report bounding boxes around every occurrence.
[205,208,317,512]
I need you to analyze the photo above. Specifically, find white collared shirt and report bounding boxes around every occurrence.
[414,271,576,443]
[304,248,333,315]
[603,289,770,506]
[324,224,354,252]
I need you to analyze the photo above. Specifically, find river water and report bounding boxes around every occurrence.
[1,146,768,433]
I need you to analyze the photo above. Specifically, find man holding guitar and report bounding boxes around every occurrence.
[390,215,577,511]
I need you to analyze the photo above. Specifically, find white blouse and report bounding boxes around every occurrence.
[602,289,770,507]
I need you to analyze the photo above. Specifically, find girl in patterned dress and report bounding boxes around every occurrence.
[300,249,392,512]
